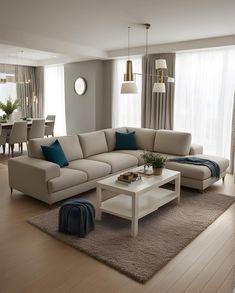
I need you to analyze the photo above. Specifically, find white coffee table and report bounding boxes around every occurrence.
[96,167,180,237]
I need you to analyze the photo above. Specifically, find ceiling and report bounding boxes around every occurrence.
[0,0,235,65]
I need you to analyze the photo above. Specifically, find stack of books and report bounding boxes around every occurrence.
[116,172,142,185]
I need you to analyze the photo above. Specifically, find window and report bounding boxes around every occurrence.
[0,82,17,116]
[44,65,66,136]
[112,57,142,128]
[174,48,235,158]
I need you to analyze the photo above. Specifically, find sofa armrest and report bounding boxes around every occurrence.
[189,144,203,155]
[8,156,60,196]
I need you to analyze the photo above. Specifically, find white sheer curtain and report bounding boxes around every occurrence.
[112,57,142,128]
[174,48,235,158]
[44,65,66,136]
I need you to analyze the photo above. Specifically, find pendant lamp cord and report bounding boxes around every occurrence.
[128,26,130,60]
[145,24,150,59]
[145,26,148,57]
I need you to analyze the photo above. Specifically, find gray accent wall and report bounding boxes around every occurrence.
[64,60,112,135]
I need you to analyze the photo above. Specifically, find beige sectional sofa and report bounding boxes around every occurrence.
[8,127,229,204]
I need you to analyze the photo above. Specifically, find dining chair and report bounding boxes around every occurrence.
[12,109,22,121]
[28,119,45,140]
[0,124,7,154]
[44,115,56,137]
[6,122,27,157]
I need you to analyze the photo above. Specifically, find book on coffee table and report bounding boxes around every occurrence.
[116,172,142,185]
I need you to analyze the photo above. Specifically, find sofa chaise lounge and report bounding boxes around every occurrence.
[8,127,229,204]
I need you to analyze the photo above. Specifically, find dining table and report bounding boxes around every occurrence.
[0,119,53,129]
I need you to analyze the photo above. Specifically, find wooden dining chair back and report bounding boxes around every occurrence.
[7,122,27,156]
[45,115,56,137]
[28,119,45,140]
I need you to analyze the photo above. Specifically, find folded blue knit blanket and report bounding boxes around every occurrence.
[168,157,220,178]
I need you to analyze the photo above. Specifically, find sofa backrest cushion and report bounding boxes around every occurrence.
[127,127,156,151]
[28,135,83,161]
[41,139,69,167]
[104,127,127,151]
[154,130,192,156]
[78,131,108,158]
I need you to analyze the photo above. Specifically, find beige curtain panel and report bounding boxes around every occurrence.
[0,64,44,118]
[141,53,176,130]
[16,65,44,118]
[35,67,44,118]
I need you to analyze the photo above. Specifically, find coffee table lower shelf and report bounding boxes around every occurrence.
[100,187,178,221]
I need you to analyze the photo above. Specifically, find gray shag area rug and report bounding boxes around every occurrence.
[28,188,234,283]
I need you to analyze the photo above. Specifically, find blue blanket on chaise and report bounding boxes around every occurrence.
[168,157,220,178]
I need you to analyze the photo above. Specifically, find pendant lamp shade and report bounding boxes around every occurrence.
[153,82,166,93]
[155,59,167,69]
[121,82,138,94]
[167,77,175,83]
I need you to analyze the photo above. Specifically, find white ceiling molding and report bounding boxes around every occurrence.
[108,35,235,58]
[0,25,107,65]
[1,34,235,66]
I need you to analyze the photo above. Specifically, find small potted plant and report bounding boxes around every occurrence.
[0,97,20,121]
[140,151,167,175]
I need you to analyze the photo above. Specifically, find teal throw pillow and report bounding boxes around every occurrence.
[115,131,137,150]
[41,139,69,167]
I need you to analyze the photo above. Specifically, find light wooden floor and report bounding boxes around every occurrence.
[0,152,235,293]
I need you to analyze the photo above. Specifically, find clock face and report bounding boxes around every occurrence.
[74,77,87,95]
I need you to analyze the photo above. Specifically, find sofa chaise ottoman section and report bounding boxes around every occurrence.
[88,152,138,173]
[66,159,111,180]
[47,168,87,194]
[165,154,229,191]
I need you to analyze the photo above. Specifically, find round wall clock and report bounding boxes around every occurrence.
[74,77,87,95]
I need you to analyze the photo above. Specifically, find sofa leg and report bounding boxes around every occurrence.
[10,144,14,157]
[222,176,225,183]
[199,189,204,194]
[10,187,13,194]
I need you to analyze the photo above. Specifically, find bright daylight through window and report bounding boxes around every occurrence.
[0,82,17,117]
[44,65,67,136]
[174,48,235,158]
[112,57,142,128]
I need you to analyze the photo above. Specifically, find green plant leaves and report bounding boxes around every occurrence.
[140,150,167,168]
[0,97,20,117]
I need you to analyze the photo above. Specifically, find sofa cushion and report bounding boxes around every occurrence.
[127,127,156,151]
[165,154,229,180]
[88,152,138,173]
[114,150,145,165]
[66,159,111,180]
[28,136,83,161]
[104,127,127,151]
[78,131,108,158]
[154,130,192,156]
[41,140,69,167]
[47,168,87,193]
[115,131,137,150]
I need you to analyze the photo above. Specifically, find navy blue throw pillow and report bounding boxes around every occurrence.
[41,139,69,167]
[115,131,137,150]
